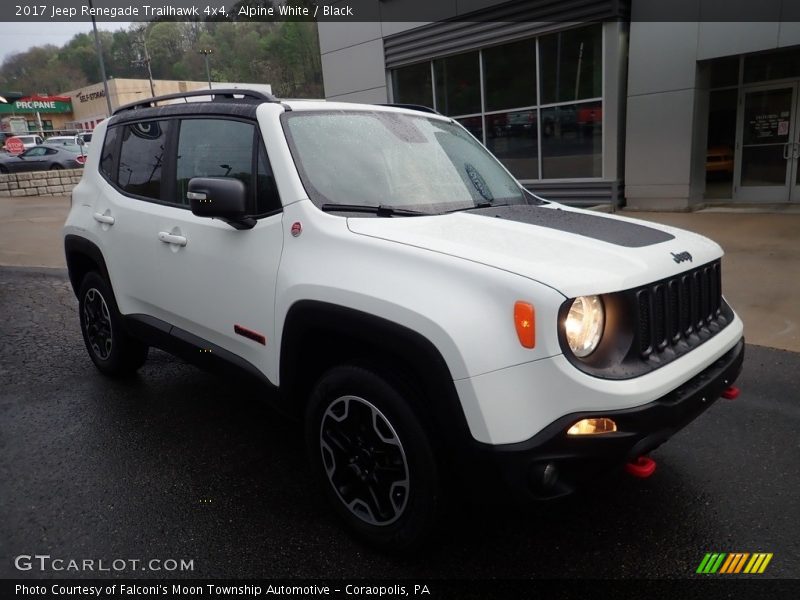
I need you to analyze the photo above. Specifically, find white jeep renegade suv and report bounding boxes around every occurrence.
[63,90,744,549]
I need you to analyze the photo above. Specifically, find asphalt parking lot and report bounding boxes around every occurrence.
[1,267,798,580]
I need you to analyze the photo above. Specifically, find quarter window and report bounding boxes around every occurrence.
[118,120,170,200]
[99,126,119,181]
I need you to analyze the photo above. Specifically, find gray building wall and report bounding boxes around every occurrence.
[625,0,800,209]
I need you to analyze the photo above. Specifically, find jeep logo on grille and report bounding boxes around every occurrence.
[671,251,693,264]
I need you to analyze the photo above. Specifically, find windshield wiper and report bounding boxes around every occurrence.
[320,203,428,217]
[445,202,511,214]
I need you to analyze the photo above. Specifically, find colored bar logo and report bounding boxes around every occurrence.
[696,553,773,574]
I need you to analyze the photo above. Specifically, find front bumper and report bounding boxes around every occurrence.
[466,337,744,501]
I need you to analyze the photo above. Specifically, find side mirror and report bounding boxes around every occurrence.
[188,177,254,230]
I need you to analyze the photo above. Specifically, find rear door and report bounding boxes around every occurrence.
[92,120,172,317]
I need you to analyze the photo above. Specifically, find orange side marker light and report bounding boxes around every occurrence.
[514,301,536,349]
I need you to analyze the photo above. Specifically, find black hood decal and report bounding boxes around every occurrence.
[468,205,675,248]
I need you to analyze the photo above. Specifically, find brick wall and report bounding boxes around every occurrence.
[0,169,83,197]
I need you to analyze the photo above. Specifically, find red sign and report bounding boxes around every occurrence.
[4,136,25,155]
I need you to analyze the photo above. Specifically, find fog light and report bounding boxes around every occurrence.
[567,417,617,436]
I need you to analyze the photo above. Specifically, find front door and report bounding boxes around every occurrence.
[734,82,800,202]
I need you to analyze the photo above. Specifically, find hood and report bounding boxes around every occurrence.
[346,204,723,298]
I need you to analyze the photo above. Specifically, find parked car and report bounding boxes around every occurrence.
[63,89,744,550]
[46,135,81,148]
[0,143,86,173]
[706,145,734,176]
[2,134,44,154]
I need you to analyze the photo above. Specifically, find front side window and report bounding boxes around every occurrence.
[282,111,527,214]
[118,120,170,200]
[175,119,255,206]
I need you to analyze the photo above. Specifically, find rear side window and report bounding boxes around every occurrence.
[176,119,254,206]
[99,127,119,181]
[118,120,171,200]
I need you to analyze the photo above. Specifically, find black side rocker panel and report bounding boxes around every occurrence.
[123,313,275,389]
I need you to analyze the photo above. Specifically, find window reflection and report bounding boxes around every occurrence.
[434,52,481,116]
[541,102,602,178]
[486,110,538,179]
[391,62,433,109]
[483,39,536,112]
[539,25,602,104]
[456,116,483,142]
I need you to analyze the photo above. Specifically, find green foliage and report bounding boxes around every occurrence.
[0,17,323,98]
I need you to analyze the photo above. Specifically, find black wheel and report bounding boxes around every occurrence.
[78,271,148,377]
[306,365,441,551]
[49,164,63,170]
[0,166,7,174]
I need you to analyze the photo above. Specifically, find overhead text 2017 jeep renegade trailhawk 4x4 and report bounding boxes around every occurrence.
[63,90,744,549]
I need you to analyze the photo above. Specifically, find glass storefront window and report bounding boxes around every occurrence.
[434,51,481,116]
[391,24,604,180]
[391,62,433,108]
[744,48,800,84]
[483,39,537,112]
[486,110,539,179]
[708,56,739,88]
[539,25,602,104]
[705,89,738,199]
[456,116,483,142]
[541,101,602,178]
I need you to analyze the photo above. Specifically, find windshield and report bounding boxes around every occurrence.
[282,110,529,214]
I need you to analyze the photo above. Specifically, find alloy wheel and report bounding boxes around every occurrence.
[83,288,113,360]
[319,395,410,526]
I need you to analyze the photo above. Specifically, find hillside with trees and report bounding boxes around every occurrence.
[0,3,323,98]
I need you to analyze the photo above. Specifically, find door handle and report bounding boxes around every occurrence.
[783,143,791,160]
[93,212,115,225]
[158,231,187,247]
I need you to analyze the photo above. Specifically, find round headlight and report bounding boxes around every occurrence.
[565,295,604,357]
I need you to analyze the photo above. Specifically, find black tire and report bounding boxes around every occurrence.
[0,166,7,174]
[78,271,148,377]
[49,164,63,170]
[306,365,441,551]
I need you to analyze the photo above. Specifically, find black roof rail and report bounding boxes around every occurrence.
[113,88,278,115]
[376,103,441,115]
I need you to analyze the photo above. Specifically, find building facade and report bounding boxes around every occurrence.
[61,79,274,132]
[318,0,800,209]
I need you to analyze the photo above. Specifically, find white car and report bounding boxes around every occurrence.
[63,89,744,549]
[3,134,43,153]
[46,135,80,148]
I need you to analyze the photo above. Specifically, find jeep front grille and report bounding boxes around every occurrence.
[635,260,723,358]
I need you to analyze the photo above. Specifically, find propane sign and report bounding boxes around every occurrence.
[0,95,72,114]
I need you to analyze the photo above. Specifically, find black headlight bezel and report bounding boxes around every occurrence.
[557,260,734,380]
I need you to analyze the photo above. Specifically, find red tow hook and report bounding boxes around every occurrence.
[625,456,657,479]
[721,385,740,400]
